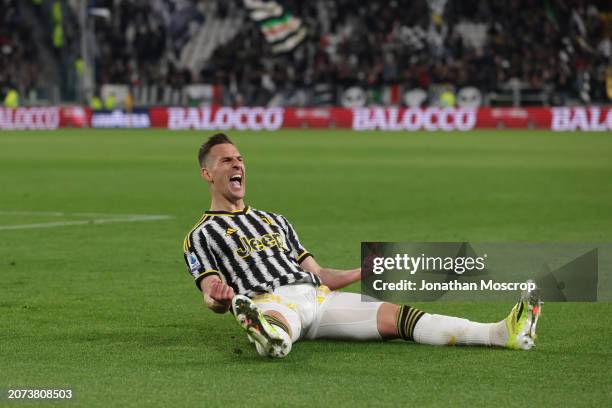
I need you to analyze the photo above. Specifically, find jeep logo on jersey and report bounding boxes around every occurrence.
[235,233,287,258]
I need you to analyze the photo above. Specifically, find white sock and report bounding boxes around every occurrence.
[413,313,507,347]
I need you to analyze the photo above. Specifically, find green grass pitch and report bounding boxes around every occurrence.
[1,129,611,407]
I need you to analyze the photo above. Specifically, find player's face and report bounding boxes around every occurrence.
[203,143,246,202]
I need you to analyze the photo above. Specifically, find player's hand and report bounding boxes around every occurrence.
[204,281,235,313]
[209,281,235,302]
[361,243,382,279]
[361,252,381,279]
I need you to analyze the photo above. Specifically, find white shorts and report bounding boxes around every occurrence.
[251,284,383,342]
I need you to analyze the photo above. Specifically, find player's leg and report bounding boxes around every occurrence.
[380,303,507,346]
[232,284,317,358]
[231,295,295,358]
[264,290,502,345]
[387,284,542,349]
[305,288,384,340]
[309,284,542,350]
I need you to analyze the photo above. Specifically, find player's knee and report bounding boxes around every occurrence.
[377,303,400,339]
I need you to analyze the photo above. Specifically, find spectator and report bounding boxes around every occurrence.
[2,0,610,106]
[0,0,40,101]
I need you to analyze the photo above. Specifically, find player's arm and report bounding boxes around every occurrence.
[277,214,360,290]
[184,227,233,313]
[300,256,360,291]
[199,275,235,314]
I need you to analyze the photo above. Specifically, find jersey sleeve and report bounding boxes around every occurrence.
[183,228,221,290]
[279,215,313,264]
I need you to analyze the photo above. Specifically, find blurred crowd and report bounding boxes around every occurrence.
[208,0,611,105]
[2,0,611,106]
[92,0,198,87]
[0,0,39,105]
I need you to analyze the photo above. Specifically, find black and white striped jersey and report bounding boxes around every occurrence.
[182,206,321,297]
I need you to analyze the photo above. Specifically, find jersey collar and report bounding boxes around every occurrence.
[205,205,251,216]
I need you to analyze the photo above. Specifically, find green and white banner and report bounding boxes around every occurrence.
[243,0,307,54]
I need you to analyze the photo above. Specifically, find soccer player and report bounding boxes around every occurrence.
[183,133,542,358]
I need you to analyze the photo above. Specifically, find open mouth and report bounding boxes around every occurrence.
[229,174,242,189]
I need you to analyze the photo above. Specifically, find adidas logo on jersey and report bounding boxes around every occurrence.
[225,227,237,236]
[261,216,274,225]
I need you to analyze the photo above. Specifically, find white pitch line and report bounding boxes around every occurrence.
[0,210,168,218]
[0,215,173,231]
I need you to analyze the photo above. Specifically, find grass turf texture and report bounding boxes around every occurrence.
[1,129,611,407]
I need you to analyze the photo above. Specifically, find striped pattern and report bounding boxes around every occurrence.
[183,206,320,297]
[244,0,306,54]
[264,314,290,336]
[183,214,209,252]
[396,305,425,341]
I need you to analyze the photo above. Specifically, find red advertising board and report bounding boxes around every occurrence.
[0,107,90,130]
[1,106,610,131]
[149,106,612,131]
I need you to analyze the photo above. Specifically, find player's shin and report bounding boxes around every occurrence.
[395,305,506,347]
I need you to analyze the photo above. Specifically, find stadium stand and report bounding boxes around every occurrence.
[2,0,611,107]
[1,0,40,104]
[204,0,611,107]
